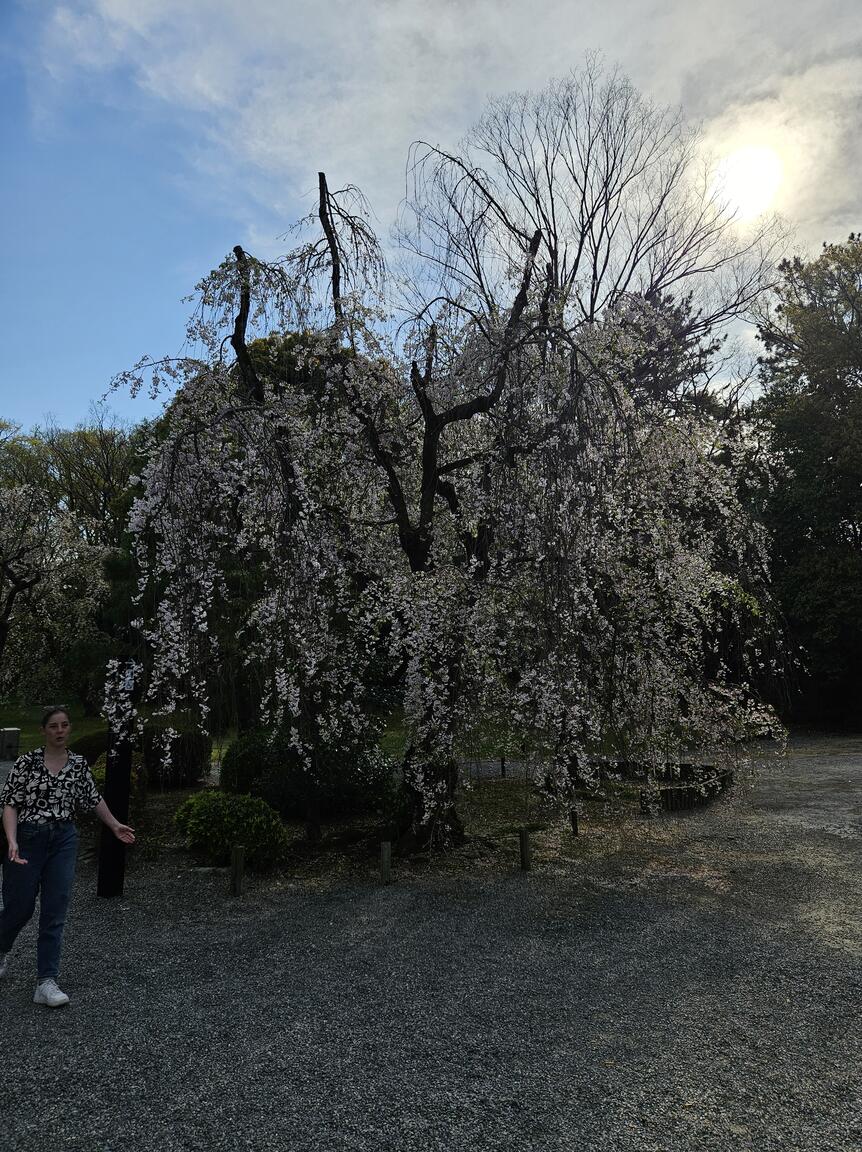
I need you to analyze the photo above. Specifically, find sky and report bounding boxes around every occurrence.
[1,0,860,430]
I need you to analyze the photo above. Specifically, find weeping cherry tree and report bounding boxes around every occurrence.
[119,64,785,851]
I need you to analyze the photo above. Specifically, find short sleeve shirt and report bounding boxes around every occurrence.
[0,748,102,824]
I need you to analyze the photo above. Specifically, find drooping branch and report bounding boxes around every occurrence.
[228,247,308,528]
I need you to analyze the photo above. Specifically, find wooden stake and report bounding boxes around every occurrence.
[380,840,392,884]
[519,827,532,871]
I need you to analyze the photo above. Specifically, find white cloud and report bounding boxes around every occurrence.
[38,1,862,248]
[699,56,862,248]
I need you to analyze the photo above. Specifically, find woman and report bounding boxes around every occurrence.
[0,706,135,1007]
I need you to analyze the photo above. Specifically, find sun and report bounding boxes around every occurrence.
[713,146,783,221]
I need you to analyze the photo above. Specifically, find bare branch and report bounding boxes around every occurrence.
[440,229,543,425]
[318,172,343,321]
[230,246,264,404]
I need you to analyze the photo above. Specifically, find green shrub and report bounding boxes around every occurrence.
[219,729,281,794]
[89,751,145,794]
[221,727,396,823]
[250,760,311,818]
[322,747,396,818]
[67,730,110,766]
[174,790,288,870]
[143,724,212,789]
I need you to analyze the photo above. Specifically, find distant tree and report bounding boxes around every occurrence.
[754,234,862,722]
[0,477,107,702]
[2,408,139,550]
[0,412,143,710]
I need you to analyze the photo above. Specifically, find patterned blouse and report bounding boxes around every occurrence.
[0,749,102,824]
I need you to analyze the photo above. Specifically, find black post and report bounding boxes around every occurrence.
[230,845,245,896]
[97,731,132,899]
[519,828,532,871]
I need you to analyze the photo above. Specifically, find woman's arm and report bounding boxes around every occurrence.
[2,804,27,863]
[75,755,135,844]
[92,799,136,844]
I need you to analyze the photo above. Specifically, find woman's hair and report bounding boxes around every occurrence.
[41,706,71,728]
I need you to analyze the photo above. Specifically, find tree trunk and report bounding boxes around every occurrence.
[393,630,470,854]
[0,616,9,676]
[395,744,466,855]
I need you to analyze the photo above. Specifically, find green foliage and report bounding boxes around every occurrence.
[378,778,413,843]
[253,749,395,820]
[755,235,862,721]
[89,750,145,793]
[219,729,278,794]
[143,724,212,789]
[174,789,289,870]
[0,703,110,755]
[0,414,147,713]
[621,292,726,417]
[67,729,111,766]
[221,728,395,820]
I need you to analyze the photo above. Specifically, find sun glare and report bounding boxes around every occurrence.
[714,146,783,221]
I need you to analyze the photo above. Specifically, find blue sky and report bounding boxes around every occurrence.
[1,4,280,429]
[2,1,859,432]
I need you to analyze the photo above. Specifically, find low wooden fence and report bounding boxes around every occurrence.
[640,768,734,815]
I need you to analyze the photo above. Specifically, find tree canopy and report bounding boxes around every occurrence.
[0,412,142,710]
[754,235,862,722]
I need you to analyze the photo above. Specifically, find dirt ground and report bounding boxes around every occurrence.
[1,732,860,1151]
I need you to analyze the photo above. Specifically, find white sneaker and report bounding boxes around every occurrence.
[33,978,70,1008]
[0,952,8,979]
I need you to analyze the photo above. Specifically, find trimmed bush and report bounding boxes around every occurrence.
[219,730,282,794]
[316,747,395,819]
[89,751,145,794]
[67,730,110,766]
[250,760,312,819]
[233,736,395,821]
[143,724,212,789]
[174,790,289,870]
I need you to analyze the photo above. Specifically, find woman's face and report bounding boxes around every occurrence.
[43,712,71,749]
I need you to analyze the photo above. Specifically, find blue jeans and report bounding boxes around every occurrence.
[0,821,79,980]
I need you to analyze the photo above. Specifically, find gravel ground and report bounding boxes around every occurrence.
[1,735,860,1152]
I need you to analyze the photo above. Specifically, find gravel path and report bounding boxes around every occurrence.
[1,735,860,1151]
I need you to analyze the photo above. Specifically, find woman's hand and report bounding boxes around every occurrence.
[93,800,136,843]
[7,840,28,865]
[112,823,136,844]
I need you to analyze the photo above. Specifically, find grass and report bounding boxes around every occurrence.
[0,701,530,768]
[0,702,107,755]
[0,701,237,768]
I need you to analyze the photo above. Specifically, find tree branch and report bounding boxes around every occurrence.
[230,246,264,404]
[318,172,343,321]
[440,229,542,426]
